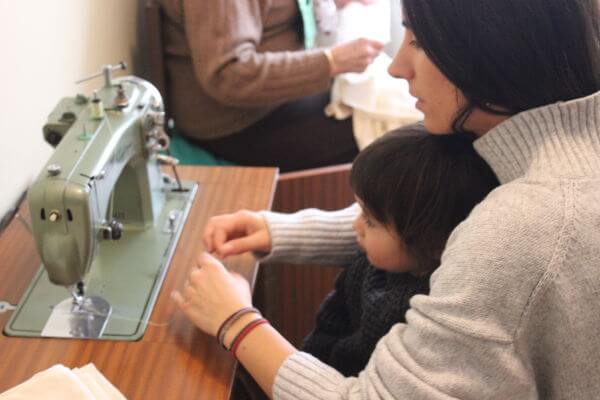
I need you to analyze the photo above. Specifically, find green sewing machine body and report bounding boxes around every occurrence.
[4,67,197,340]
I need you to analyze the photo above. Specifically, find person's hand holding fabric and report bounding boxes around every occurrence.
[328,38,384,76]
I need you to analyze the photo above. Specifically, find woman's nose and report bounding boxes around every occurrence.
[388,41,414,80]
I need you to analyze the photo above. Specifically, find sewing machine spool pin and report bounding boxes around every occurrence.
[113,85,129,108]
[90,92,105,120]
[75,62,127,88]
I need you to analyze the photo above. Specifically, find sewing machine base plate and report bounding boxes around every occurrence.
[41,296,112,338]
[3,181,198,341]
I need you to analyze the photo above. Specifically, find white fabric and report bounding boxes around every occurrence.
[0,364,126,400]
[72,365,126,400]
[326,54,423,149]
[321,1,422,149]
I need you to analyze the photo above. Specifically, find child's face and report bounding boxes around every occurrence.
[352,199,417,273]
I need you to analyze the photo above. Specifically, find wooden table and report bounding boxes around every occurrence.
[0,166,278,399]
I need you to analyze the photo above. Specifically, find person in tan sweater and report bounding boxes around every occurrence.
[159,0,383,171]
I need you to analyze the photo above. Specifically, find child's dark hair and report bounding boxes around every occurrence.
[350,123,499,272]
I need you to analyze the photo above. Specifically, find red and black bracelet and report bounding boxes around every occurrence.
[229,318,269,358]
[216,306,261,349]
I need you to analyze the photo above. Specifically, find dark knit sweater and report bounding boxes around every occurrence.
[302,252,430,377]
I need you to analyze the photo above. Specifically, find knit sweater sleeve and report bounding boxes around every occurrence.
[271,183,559,399]
[181,0,332,107]
[259,204,360,265]
[274,319,534,400]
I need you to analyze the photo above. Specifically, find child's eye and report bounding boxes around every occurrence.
[363,215,376,228]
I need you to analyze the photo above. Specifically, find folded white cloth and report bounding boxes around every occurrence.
[73,365,126,400]
[0,364,126,400]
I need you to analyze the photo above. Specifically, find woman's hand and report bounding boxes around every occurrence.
[328,38,384,76]
[171,252,253,336]
[202,210,271,259]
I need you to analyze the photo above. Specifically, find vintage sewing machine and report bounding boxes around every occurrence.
[4,63,197,340]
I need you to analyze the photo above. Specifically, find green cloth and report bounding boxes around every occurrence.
[168,134,235,166]
[297,0,317,49]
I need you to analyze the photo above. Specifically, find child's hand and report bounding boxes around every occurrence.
[171,252,253,337]
[202,210,271,259]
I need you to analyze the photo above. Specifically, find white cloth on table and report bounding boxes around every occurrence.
[0,364,126,400]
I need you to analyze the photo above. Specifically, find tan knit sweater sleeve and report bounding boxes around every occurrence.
[181,0,332,107]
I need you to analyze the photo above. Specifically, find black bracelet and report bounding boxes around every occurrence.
[216,306,261,349]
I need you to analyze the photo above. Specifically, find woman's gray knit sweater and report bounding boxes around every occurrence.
[261,91,600,399]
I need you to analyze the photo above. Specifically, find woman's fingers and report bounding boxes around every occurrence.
[202,216,220,252]
[172,250,255,337]
[203,211,272,258]
[215,231,268,258]
[171,290,186,308]
[202,214,243,251]
[213,227,229,253]
[197,252,225,270]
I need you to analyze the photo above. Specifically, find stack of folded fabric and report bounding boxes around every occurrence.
[0,364,126,400]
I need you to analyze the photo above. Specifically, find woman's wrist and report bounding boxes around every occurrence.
[323,48,337,77]
[216,306,261,348]
[230,318,269,357]
[233,322,297,397]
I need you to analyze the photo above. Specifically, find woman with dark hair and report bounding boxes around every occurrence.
[172,0,600,398]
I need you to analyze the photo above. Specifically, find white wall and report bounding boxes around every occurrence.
[0,1,140,219]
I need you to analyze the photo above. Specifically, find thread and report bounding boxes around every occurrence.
[49,304,175,328]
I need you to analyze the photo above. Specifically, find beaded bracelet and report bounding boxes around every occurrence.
[229,318,269,358]
[216,306,261,349]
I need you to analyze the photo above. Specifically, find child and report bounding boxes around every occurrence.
[302,124,500,376]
